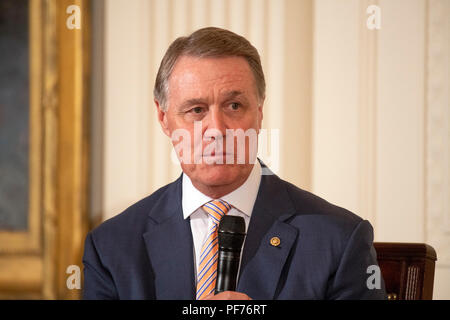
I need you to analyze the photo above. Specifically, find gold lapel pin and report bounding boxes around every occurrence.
[270,236,281,247]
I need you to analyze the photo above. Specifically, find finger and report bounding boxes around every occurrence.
[203,291,252,300]
[203,293,215,300]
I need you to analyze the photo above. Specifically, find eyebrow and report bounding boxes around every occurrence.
[223,90,249,105]
[179,98,206,110]
[177,90,247,110]
[222,90,244,100]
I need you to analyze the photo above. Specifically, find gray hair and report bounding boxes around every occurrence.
[153,27,266,111]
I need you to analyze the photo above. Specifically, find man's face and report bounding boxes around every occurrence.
[156,55,263,196]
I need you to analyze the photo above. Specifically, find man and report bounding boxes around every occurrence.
[83,27,387,300]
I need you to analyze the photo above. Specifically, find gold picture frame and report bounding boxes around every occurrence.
[0,0,90,299]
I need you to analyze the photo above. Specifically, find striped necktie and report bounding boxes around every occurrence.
[196,199,232,300]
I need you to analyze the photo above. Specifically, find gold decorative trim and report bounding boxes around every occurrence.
[41,0,59,299]
[52,0,91,300]
[0,256,42,294]
[0,0,90,299]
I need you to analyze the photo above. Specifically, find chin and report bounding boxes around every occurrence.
[201,164,241,186]
[182,163,246,187]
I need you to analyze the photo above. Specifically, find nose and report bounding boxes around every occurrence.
[204,107,227,138]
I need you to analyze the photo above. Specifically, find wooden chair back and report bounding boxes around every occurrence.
[374,242,437,300]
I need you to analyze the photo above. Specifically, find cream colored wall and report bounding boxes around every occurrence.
[94,0,449,299]
[313,0,449,299]
[101,0,152,220]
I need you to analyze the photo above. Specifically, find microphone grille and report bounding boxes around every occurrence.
[218,216,246,250]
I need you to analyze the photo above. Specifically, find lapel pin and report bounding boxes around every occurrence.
[270,236,281,247]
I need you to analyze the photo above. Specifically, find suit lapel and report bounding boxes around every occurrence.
[237,172,299,299]
[142,176,195,299]
[141,165,299,300]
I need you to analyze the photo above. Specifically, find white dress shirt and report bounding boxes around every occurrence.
[182,161,262,281]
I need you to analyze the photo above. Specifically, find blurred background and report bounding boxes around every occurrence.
[0,0,448,299]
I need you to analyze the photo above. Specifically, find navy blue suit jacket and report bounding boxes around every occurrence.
[83,167,387,299]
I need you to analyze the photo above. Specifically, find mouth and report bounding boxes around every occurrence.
[201,150,235,164]
[202,151,232,157]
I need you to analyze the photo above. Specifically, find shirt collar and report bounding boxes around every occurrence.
[182,161,262,219]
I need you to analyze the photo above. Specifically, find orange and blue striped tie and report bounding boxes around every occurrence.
[196,199,232,300]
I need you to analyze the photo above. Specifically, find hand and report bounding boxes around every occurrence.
[204,291,252,300]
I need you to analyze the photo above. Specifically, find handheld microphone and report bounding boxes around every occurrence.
[215,215,246,294]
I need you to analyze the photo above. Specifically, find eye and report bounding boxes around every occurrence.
[230,102,241,110]
[191,106,204,114]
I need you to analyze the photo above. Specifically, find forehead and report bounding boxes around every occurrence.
[168,55,257,99]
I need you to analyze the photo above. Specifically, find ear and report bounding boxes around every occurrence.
[155,99,171,137]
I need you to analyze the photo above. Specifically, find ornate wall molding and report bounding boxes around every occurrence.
[425,0,450,266]
[358,0,379,230]
[0,0,91,299]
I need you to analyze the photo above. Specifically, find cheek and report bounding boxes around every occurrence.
[166,113,181,130]
[241,115,261,132]
[166,113,192,137]
[228,110,260,130]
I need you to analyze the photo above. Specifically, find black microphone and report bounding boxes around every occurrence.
[215,215,246,294]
